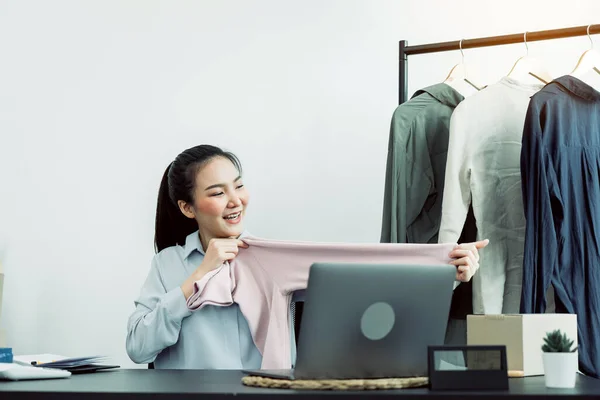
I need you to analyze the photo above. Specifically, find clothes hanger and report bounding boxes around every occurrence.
[444,39,483,96]
[570,25,600,79]
[507,31,553,85]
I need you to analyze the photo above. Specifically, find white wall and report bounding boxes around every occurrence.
[0,0,598,368]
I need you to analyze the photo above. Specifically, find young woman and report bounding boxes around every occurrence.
[126,144,488,369]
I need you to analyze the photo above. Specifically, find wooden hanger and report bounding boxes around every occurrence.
[444,39,483,96]
[507,32,553,85]
[571,25,600,79]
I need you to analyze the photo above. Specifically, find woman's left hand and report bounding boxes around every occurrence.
[449,239,490,282]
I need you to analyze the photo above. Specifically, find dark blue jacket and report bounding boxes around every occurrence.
[520,76,600,378]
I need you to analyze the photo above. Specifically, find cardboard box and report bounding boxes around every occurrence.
[0,264,7,347]
[0,261,3,324]
[0,261,4,347]
[467,314,578,376]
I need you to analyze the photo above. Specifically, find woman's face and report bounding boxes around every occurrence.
[178,156,249,243]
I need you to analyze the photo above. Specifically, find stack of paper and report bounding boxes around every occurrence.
[14,354,119,374]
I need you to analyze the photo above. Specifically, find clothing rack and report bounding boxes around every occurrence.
[399,24,600,104]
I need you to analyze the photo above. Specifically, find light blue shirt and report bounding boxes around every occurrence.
[126,230,297,369]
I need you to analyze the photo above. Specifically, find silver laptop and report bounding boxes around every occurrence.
[245,262,456,380]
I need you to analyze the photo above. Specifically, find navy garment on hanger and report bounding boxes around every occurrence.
[520,75,600,378]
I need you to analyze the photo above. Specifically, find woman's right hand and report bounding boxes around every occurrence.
[181,238,248,300]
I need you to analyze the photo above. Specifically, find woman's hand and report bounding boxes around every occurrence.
[449,239,489,282]
[200,238,248,273]
[181,238,248,300]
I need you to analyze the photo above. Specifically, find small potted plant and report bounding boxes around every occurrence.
[541,329,578,388]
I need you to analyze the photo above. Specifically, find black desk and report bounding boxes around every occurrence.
[1,369,600,399]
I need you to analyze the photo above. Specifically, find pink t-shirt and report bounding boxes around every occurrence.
[186,237,456,369]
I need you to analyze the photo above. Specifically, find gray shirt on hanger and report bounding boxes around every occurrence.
[381,83,464,244]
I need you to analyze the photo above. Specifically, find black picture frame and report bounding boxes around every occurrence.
[427,345,509,391]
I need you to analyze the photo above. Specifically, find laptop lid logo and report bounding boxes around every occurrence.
[360,302,395,340]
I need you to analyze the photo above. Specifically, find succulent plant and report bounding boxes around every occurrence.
[542,329,577,353]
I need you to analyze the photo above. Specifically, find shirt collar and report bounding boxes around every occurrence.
[499,76,544,94]
[183,230,204,259]
[552,75,600,102]
[411,83,464,107]
[183,230,250,259]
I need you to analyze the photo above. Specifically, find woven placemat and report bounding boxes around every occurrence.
[242,375,428,390]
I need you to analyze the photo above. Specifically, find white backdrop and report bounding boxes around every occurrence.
[0,0,598,368]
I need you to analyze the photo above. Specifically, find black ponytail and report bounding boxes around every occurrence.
[153,145,242,253]
[154,163,197,253]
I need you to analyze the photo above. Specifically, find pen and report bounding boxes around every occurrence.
[31,360,56,366]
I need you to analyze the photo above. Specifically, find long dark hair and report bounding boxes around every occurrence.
[154,145,242,253]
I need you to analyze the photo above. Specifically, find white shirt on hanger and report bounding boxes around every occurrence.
[439,77,543,315]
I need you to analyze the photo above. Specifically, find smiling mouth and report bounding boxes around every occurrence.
[223,211,241,220]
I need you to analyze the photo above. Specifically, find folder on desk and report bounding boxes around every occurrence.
[14,354,120,374]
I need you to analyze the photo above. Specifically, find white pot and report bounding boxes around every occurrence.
[542,352,578,388]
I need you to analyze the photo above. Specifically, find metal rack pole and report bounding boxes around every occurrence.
[399,24,600,103]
